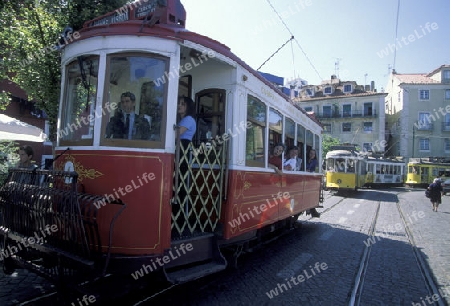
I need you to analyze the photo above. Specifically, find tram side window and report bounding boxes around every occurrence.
[297,124,305,170]
[314,134,320,166]
[347,159,355,173]
[195,89,226,147]
[246,96,266,167]
[269,108,283,150]
[60,56,99,145]
[409,166,419,174]
[285,118,295,149]
[103,54,168,147]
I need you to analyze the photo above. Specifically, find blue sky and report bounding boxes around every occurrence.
[181,0,450,92]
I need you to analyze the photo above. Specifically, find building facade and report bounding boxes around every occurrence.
[384,65,450,159]
[294,76,387,154]
[0,79,52,168]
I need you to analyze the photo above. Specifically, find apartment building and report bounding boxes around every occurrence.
[294,76,387,154]
[384,65,450,159]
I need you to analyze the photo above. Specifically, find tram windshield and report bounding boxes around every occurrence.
[60,53,168,148]
[60,55,99,145]
[103,54,167,147]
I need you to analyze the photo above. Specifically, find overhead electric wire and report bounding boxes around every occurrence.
[265,0,322,81]
[257,36,294,71]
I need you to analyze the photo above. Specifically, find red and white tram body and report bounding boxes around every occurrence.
[3,0,323,286]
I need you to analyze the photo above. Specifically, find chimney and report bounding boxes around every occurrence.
[371,81,375,91]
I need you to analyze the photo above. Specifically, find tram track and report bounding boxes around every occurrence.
[348,190,445,306]
[348,200,381,306]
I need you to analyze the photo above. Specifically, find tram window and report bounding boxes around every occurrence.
[179,75,192,100]
[195,89,226,146]
[102,54,168,147]
[297,124,305,170]
[360,161,366,175]
[376,164,381,174]
[347,159,355,173]
[285,118,295,149]
[246,96,266,167]
[336,158,345,172]
[269,108,283,146]
[60,55,99,145]
[326,158,335,171]
[431,167,437,177]
[314,134,320,166]
[409,166,418,174]
[306,130,313,147]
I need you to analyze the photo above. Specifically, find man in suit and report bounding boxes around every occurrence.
[106,92,150,140]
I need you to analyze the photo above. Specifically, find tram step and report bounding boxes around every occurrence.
[164,233,227,283]
[166,233,224,268]
[164,260,226,283]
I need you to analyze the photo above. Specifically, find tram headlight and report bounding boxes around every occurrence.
[337,179,342,184]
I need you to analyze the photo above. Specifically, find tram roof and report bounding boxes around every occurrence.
[408,157,450,165]
[325,150,366,159]
[366,157,405,164]
[73,0,322,129]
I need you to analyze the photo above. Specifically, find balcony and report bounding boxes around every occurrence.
[316,110,378,119]
[316,112,341,119]
[345,110,377,118]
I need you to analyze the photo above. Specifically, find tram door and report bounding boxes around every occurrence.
[421,167,429,184]
[172,88,227,237]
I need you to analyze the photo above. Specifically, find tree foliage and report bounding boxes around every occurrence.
[321,134,341,159]
[0,141,19,183]
[0,0,127,139]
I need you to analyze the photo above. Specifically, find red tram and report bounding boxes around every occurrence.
[0,0,323,295]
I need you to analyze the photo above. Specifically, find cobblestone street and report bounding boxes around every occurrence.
[1,188,449,305]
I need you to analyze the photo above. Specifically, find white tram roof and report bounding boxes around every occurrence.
[326,150,366,159]
[408,157,450,165]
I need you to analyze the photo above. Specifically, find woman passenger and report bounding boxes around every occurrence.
[268,144,284,174]
[174,96,197,234]
[305,149,318,172]
[177,96,196,147]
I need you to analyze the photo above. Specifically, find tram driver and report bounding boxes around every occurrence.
[105,92,150,140]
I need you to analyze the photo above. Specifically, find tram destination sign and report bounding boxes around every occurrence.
[87,0,167,27]
[87,11,129,27]
[135,1,165,19]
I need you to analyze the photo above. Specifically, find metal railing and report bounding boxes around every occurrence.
[0,168,125,283]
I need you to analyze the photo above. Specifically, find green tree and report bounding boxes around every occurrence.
[0,141,19,183]
[0,0,127,139]
[321,134,341,159]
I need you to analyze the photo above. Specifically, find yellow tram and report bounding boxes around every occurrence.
[406,157,450,188]
[325,145,406,191]
[325,146,367,191]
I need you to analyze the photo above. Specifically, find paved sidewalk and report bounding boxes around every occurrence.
[399,189,450,305]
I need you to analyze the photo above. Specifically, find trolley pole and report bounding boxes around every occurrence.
[412,125,415,158]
